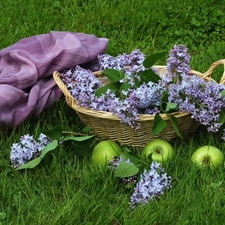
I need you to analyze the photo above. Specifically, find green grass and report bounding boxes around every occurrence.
[1,0,225,224]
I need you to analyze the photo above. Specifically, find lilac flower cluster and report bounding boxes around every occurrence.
[60,66,101,107]
[166,44,191,83]
[130,162,172,208]
[91,49,147,89]
[165,44,225,134]
[110,98,140,129]
[168,74,225,133]
[91,49,146,71]
[10,133,52,168]
[128,81,165,111]
[110,81,165,128]
[108,156,138,186]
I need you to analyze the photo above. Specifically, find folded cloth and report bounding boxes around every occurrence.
[0,31,109,127]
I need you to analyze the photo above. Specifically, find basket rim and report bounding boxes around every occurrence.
[71,100,190,121]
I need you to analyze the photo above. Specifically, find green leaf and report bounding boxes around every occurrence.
[102,69,124,82]
[120,81,130,92]
[62,135,94,142]
[163,102,178,113]
[218,110,225,124]
[133,76,141,87]
[72,141,93,157]
[167,103,178,110]
[15,157,42,170]
[161,90,169,102]
[15,140,58,170]
[143,52,167,68]
[82,126,91,132]
[42,125,63,140]
[221,90,225,97]
[122,146,143,165]
[114,161,139,178]
[152,113,167,136]
[139,69,161,84]
[168,115,183,139]
[40,140,59,158]
[95,82,120,97]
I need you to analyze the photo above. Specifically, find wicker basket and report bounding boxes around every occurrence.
[53,59,225,147]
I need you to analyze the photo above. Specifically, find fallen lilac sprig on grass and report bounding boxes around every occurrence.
[130,162,172,208]
[108,155,172,208]
[10,133,52,169]
[9,126,94,170]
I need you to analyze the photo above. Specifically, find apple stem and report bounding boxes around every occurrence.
[203,157,210,166]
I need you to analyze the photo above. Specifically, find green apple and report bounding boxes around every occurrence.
[191,145,224,169]
[92,140,122,166]
[142,139,175,163]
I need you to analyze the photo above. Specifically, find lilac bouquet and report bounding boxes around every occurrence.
[60,45,225,140]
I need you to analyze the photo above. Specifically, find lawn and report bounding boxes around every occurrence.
[1,0,225,224]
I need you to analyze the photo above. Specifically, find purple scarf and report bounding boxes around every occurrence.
[0,31,108,127]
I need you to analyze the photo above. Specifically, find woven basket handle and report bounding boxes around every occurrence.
[200,59,225,84]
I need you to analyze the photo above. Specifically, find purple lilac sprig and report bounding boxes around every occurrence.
[110,98,140,129]
[165,44,225,136]
[91,49,146,71]
[128,81,165,110]
[60,66,101,107]
[10,133,52,168]
[130,162,172,208]
[108,156,138,186]
[91,49,147,88]
[168,74,225,133]
[109,81,165,129]
[166,44,191,83]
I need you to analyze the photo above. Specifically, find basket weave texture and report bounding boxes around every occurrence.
[53,59,225,147]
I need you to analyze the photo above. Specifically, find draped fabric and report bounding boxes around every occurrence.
[0,31,108,127]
